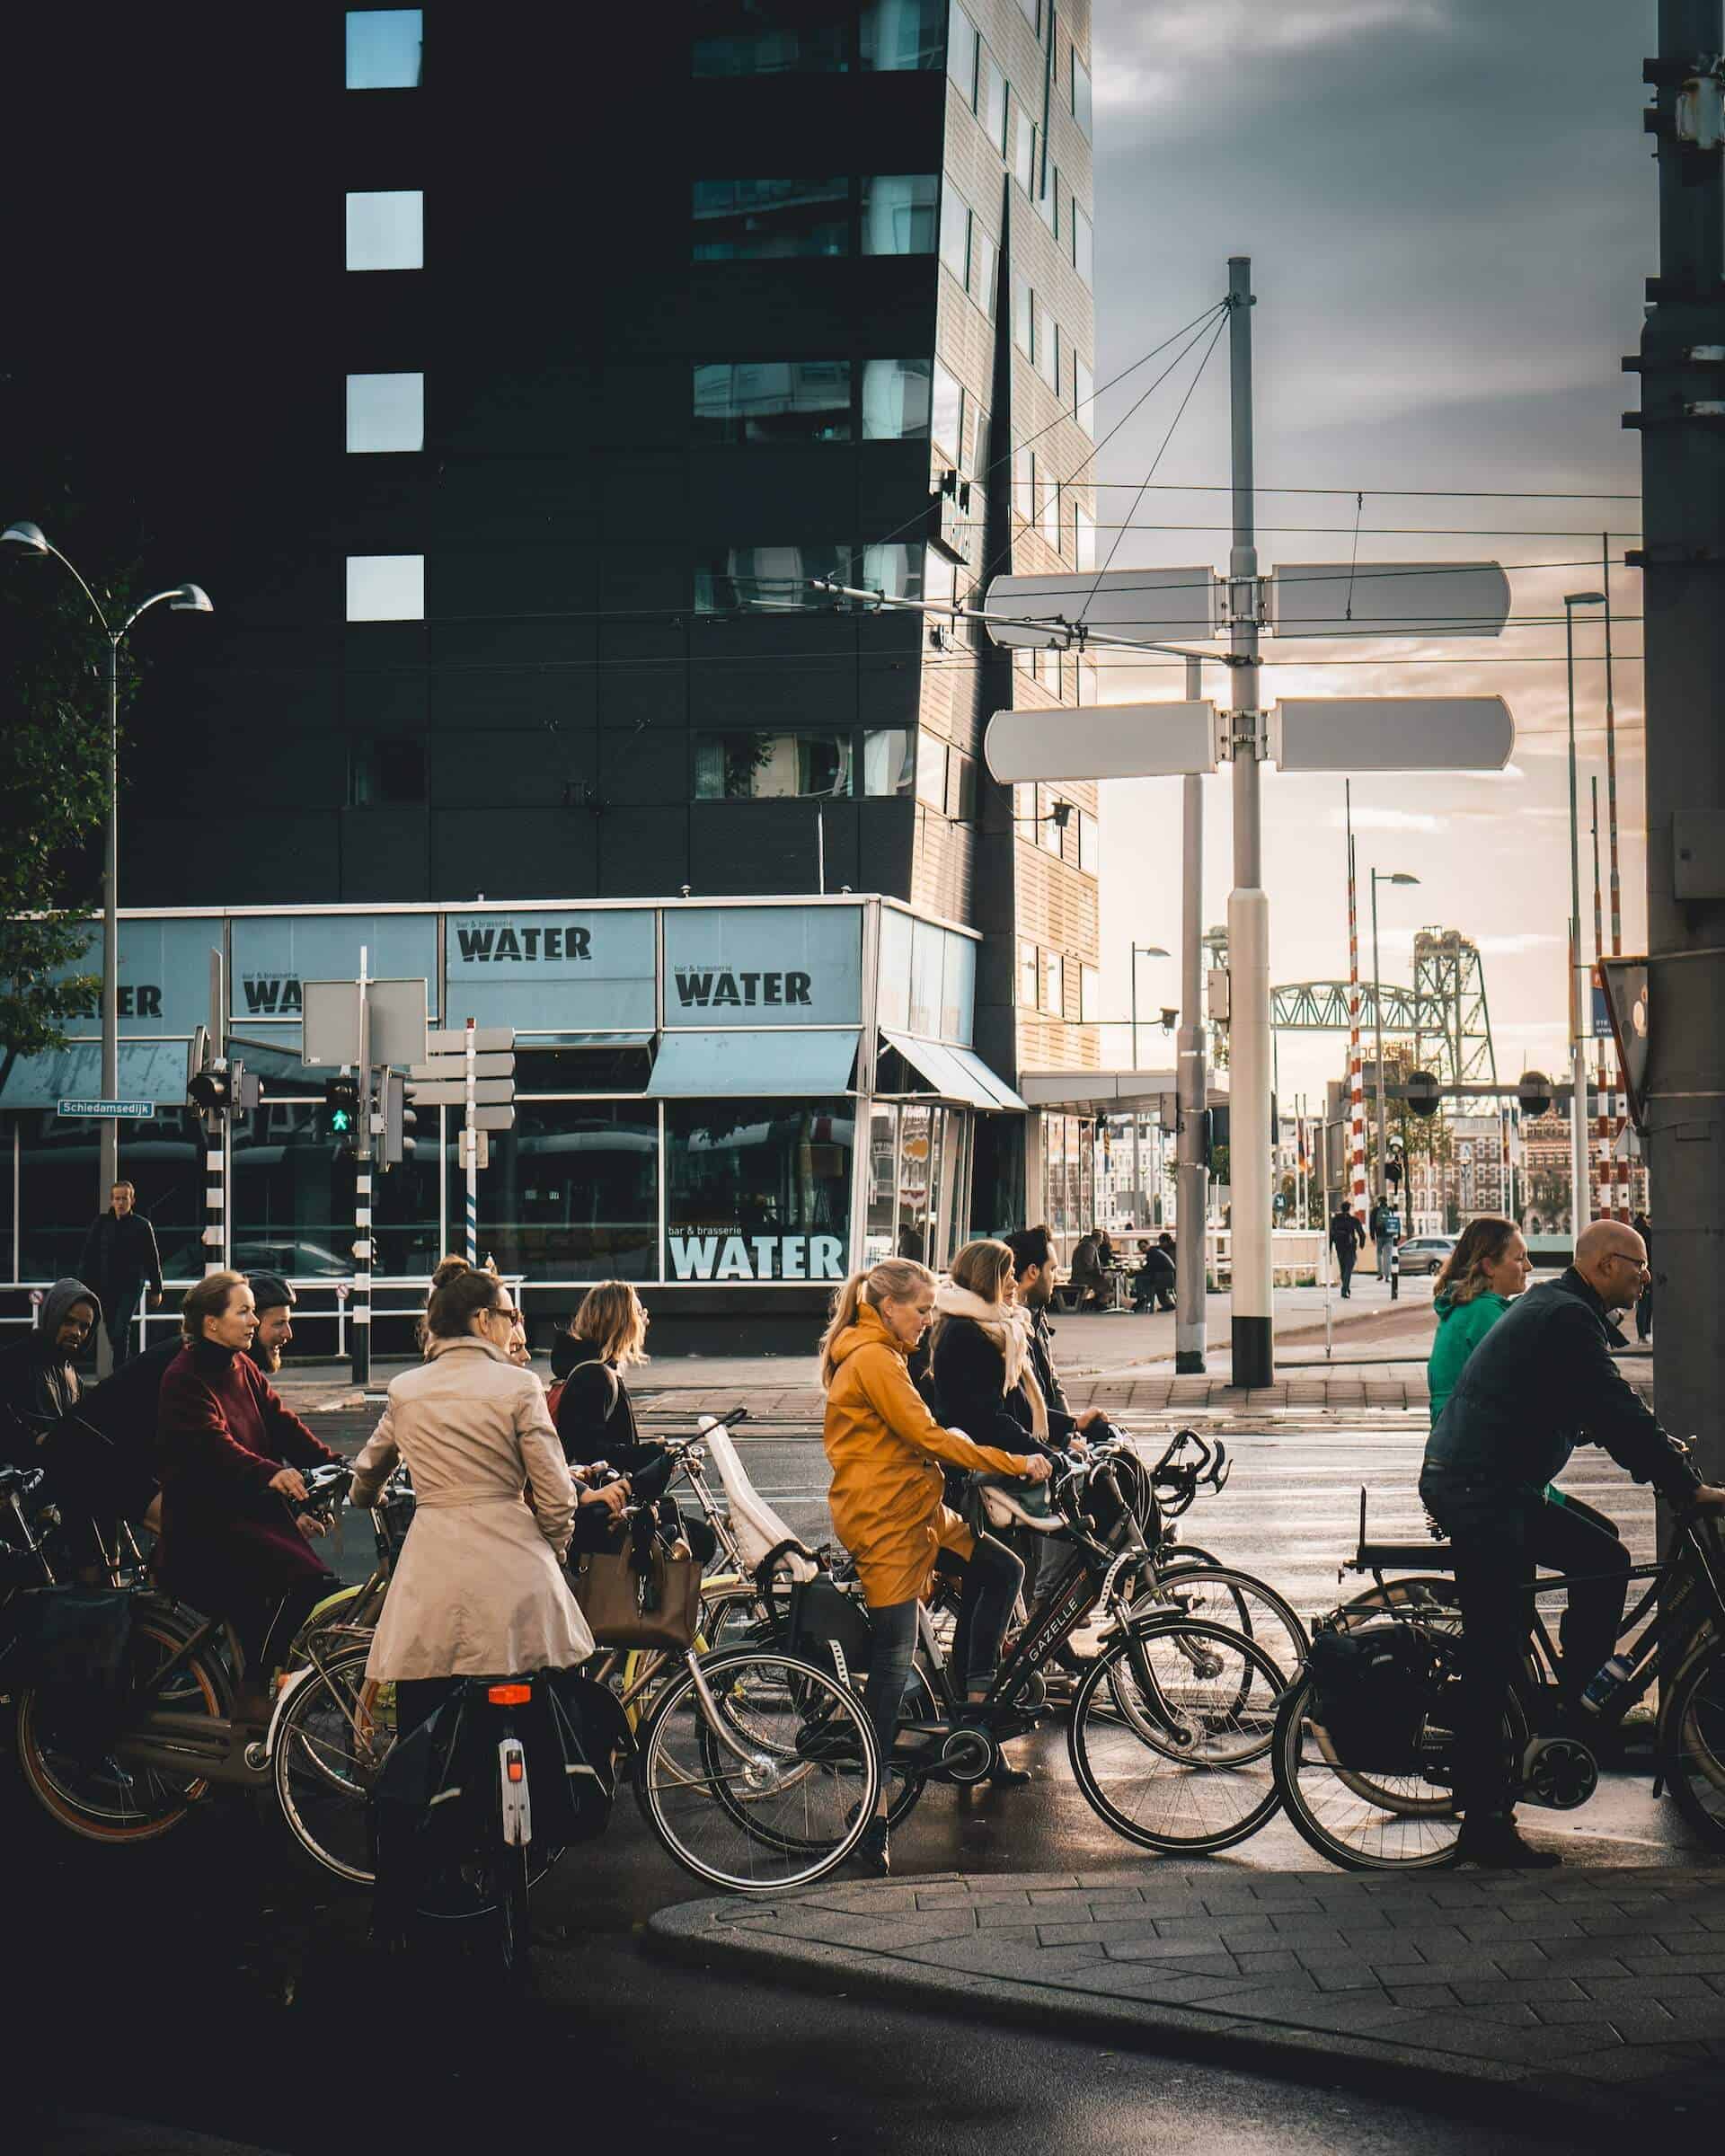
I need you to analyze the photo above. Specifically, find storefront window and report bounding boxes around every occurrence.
[231,1102,438,1282]
[473,1102,658,1283]
[668,1100,853,1281]
[694,731,853,800]
[897,1101,935,1263]
[865,1102,898,1263]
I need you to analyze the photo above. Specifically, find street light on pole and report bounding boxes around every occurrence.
[1,521,212,1286]
[1369,869,1420,1209]
[1564,591,1606,1241]
[1128,943,1170,1227]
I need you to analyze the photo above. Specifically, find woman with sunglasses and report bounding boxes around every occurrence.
[349,1266,625,1737]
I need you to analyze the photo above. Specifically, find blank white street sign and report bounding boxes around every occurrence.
[301,977,429,1067]
[409,1053,516,1081]
[427,1026,515,1055]
[1269,697,1514,772]
[985,702,1218,782]
[405,1077,517,1107]
[982,568,1216,648]
[468,1104,516,1131]
[1271,561,1510,638]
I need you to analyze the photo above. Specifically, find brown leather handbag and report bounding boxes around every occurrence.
[571,1541,703,1650]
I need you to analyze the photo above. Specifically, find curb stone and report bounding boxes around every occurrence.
[645,1869,1725,2138]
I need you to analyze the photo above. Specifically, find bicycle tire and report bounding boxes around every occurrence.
[1659,1636,1725,1849]
[635,1647,878,1892]
[14,1610,227,1844]
[498,1839,534,1986]
[1270,1630,1523,1871]
[271,1640,384,1885]
[1067,1618,1285,1854]
[1127,1565,1307,1692]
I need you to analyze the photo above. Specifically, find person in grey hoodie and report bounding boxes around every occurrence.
[0,1278,99,1470]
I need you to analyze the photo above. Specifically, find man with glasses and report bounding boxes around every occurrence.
[1420,1219,1725,1866]
[0,1277,100,1470]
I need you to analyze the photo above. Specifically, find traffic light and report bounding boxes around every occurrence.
[188,1059,233,1116]
[323,1073,361,1147]
[379,1069,417,1168]
[1517,1069,1553,1119]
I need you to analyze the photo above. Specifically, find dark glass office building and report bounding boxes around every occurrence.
[4,2,1103,1346]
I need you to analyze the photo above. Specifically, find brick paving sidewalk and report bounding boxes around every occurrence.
[650,1864,1725,2129]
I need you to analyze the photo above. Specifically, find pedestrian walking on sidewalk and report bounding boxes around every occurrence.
[1632,1212,1653,1342]
[77,1181,163,1371]
[1329,1204,1365,1298]
[1369,1197,1396,1287]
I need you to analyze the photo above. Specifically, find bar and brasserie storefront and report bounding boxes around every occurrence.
[0,896,1028,1353]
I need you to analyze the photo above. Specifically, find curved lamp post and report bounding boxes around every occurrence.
[2,520,211,1233]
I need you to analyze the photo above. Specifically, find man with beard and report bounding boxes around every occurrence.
[0,1278,99,1469]
[245,1274,297,1377]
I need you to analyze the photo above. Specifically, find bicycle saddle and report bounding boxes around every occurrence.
[974,1474,1064,1533]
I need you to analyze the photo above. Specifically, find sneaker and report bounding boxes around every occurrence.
[854,1819,890,1876]
[986,1760,1034,1788]
[1455,1817,1562,1869]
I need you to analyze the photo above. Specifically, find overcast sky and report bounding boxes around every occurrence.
[1085,0,1652,1105]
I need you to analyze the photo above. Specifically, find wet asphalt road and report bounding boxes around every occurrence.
[15,1405,1684,2153]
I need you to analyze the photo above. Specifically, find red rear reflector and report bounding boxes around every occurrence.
[507,1756,525,1782]
[488,1683,532,1705]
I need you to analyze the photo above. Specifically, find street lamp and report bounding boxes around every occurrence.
[2,521,212,1244]
[1369,870,1420,1213]
[1128,943,1171,1229]
[1564,591,1606,1239]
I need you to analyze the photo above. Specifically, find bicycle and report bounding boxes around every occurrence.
[1273,1487,1725,1869]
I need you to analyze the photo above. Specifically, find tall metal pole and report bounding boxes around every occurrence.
[1637,0,1725,1490]
[1176,654,1208,1372]
[1129,952,1140,1225]
[1371,870,1387,1214]
[1591,773,1607,1223]
[464,1017,479,1265]
[351,948,373,1388]
[1565,601,1591,1241]
[101,637,119,1214]
[1602,534,1625,1219]
[1225,255,1272,1387]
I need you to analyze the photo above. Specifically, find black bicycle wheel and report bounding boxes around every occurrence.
[1128,1565,1306,1692]
[1660,1637,1725,1848]
[1068,1618,1285,1854]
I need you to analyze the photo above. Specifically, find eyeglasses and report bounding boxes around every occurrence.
[491,1304,522,1324]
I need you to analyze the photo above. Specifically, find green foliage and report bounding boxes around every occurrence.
[0,516,145,1071]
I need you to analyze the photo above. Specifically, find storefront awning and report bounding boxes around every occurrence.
[0,1040,194,1112]
[518,1031,653,1049]
[880,1032,1027,1113]
[648,1029,860,1097]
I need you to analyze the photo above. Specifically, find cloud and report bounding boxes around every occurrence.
[1094,1,1460,112]
[1469,932,1565,956]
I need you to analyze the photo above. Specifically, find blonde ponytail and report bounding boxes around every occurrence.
[817,1256,935,1390]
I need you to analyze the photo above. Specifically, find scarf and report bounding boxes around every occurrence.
[932,1283,1049,1441]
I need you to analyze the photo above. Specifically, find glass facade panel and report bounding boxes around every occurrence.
[1072,202,1093,287]
[1013,116,1036,197]
[930,358,963,458]
[693,360,851,443]
[862,729,915,795]
[667,1100,852,1281]
[969,222,998,316]
[1074,502,1096,571]
[1012,441,1033,519]
[346,10,422,89]
[860,0,943,69]
[1074,352,1094,432]
[1033,302,1058,390]
[693,731,854,800]
[1011,273,1032,358]
[1078,808,1100,875]
[346,554,424,622]
[447,908,655,1032]
[937,183,969,282]
[664,906,862,1029]
[345,190,423,270]
[347,371,423,452]
[1016,0,1039,27]
[1044,950,1066,1019]
[914,730,947,809]
[1080,963,1101,1021]
[348,738,427,807]
[1039,475,1061,552]
[861,357,931,439]
[896,1101,935,1261]
[864,1102,898,1262]
[694,543,850,613]
[979,51,1007,151]
[861,173,938,253]
[229,1102,437,1283]
[1071,52,1094,139]
[862,542,924,602]
[909,920,944,1035]
[694,2,849,76]
[692,177,850,260]
[475,1102,658,1283]
[945,2,978,100]
[1018,939,1039,1009]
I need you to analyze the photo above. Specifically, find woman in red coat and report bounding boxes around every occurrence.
[156,1271,341,1714]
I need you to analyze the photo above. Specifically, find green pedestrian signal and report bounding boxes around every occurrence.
[323,1074,361,1148]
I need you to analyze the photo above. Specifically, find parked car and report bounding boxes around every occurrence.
[1394,1235,1456,1277]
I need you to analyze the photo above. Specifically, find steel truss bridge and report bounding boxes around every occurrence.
[1269,929,1499,1086]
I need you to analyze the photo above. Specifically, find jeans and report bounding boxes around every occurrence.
[103,1289,143,1371]
[861,1533,1026,1772]
[1335,1249,1355,1295]
[1419,1470,1630,1820]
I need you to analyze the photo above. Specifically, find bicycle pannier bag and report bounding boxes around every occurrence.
[1305,1620,1440,1774]
[571,1542,702,1650]
[786,1573,873,1683]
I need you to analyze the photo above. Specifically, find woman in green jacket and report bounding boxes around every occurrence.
[1428,1216,1531,1425]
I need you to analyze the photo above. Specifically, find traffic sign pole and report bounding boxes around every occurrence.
[351,949,372,1388]
[1175,655,1208,1373]
[464,1018,478,1266]
[1225,254,1274,1390]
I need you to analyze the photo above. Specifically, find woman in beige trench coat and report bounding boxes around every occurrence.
[349,1267,624,1733]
